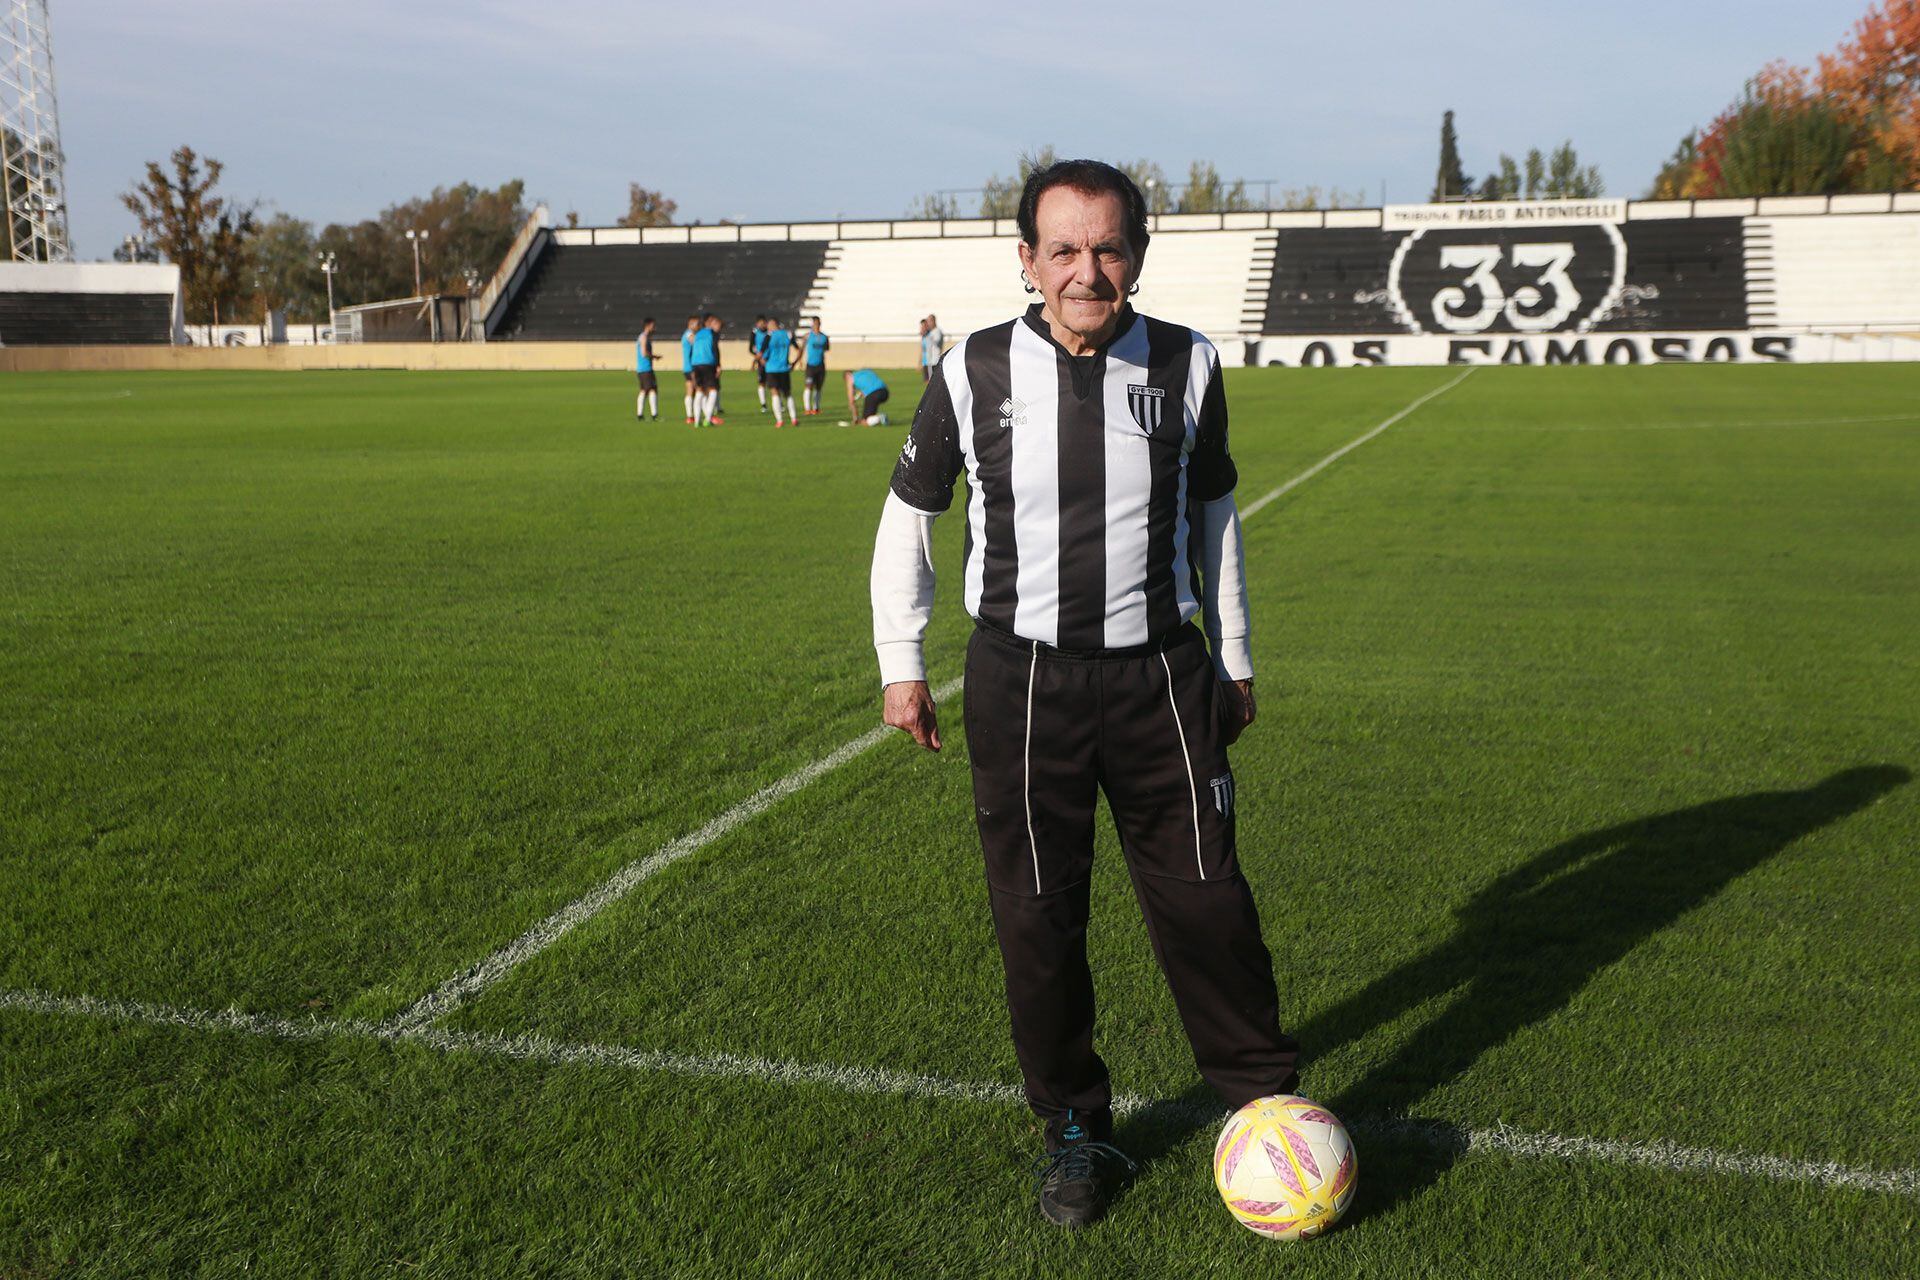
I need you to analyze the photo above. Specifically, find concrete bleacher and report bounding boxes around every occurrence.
[472,200,1920,367]
[0,262,181,346]
[1753,212,1920,332]
[493,239,826,340]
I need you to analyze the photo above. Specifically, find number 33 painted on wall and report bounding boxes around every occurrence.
[1432,242,1579,333]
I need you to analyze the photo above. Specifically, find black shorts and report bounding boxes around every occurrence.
[755,364,767,384]
[861,386,890,418]
[766,370,792,394]
[636,371,658,391]
[692,364,718,391]
[805,363,826,387]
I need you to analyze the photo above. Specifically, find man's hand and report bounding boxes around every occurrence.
[1219,678,1256,747]
[883,680,942,752]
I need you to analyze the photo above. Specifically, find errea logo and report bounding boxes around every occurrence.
[999,397,1028,430]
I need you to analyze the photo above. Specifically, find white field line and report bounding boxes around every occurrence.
[1239,367,1476,521]
[8,985,1917,1200]
[1470,413,1920,434]
[382,675,966,1035]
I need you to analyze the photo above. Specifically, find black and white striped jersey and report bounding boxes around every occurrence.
[889,304,1236,651]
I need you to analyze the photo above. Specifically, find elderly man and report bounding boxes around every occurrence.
[870,159,1299,1228]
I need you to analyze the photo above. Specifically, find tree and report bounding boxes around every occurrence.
[980,147,1057,218]
[1119,159,1172,213]
[1544,141,1604,197]
[242,212,327,322]
[1707,75,1855,197]
[905,191,960,220]
[1662,7,1918,199]
[1177,160,1251,213]
[619,184,677,228]
[1524,148,1547,199]
[1478,154,1523,201]
[1817,0,1920,188]
[295,179,527,310]
[1646,133,1700,199]
[119,146,258,323]
[1432,110,1472,201]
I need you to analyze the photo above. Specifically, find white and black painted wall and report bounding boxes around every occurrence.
[1253,199,1920,366]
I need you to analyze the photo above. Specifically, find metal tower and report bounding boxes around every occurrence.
[2,0,72,262]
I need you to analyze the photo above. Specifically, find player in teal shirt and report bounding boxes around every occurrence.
[689,314,724,427]
[800,319,830,416]
[762,319,796,427]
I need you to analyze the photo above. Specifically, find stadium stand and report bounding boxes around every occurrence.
[492,237,826,340]
[462,198,1920,366]
[0,262,181,345]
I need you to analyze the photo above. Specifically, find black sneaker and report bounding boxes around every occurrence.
[1034,1110,1136,1229]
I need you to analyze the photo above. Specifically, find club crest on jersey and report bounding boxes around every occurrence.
[1127,384,1165,434]
[1209,773,1234,819]
[998,396,1028,430]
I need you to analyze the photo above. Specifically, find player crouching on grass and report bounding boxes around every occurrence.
[871,158,1299,1229]
[764,316,798,427]
[845,368,889,425]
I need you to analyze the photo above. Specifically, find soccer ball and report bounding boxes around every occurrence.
[1212,1095,1357,1240]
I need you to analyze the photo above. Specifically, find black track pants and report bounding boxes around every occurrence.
[962,623,1300,1124]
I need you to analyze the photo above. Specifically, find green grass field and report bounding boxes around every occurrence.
[3,362,1917,1277]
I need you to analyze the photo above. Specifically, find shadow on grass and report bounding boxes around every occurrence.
[1116,765,1910,1219]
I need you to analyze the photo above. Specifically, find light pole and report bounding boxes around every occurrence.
[317,251,338,337]
[405,228,429,295]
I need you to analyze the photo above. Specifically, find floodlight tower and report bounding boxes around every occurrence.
[1,0,73,262]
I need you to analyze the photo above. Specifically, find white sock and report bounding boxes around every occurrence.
[757,384,767,407]
[637,392,644,416]
[646,391,657,417]
[705,390,719,421]
[784,396,796,421]
[684,392,693,419]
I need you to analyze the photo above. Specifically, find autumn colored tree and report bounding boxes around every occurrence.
[1648,133,1700,199]
[119,147,258,323]
[1662,4,1917,197]
[1816,0,1920,187]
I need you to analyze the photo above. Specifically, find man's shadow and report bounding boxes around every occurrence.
[1116,765,1910,1220]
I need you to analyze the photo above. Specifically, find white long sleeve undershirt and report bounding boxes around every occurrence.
[870,491,1255,686]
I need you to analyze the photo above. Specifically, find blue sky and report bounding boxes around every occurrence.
[54,0,1872,258]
